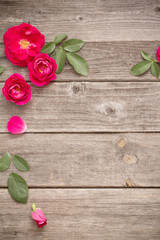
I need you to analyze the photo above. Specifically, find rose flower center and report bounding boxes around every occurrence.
[19,39,30,49]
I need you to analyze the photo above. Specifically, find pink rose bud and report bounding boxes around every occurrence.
[28,53,57,87]
[3,23,45,67]
[32,203,47,228]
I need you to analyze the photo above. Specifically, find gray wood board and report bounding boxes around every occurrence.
[0,41,159,82]
[0,133,160,187]
[0,82,160,132]
[0,0,160,42]
[0,189,160,239]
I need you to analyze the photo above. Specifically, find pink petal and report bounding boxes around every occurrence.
[36,209,47,221]
[37,221,47,228]
[32,212,43,222]
[7,116,27,134]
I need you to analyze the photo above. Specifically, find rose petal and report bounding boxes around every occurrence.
[32,212,43,222]
[7,116,27,134]
[37,221,47,228]
[36,209,47,221]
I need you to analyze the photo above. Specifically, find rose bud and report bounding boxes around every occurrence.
[3,23,45,67]
[32,203,47,228]
[28,53,57,87]
[2,73,31,105]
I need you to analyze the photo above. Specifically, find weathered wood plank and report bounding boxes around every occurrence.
[0,82,160,132]
[0,41,159,82]
[0,189,160,239]
[0,0,160,42]
[0,133,160,187]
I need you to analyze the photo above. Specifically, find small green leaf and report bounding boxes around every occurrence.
[130,61,152,76]
[13,155,30,172]
[67,52,89,76]
[53,47,66,74]
[32,202,36,212]
[8,173,29,204]
[54,34,68,45]
[0,66,5,74]
[41,42,55,54]
[0,152,11,172]
[62,39,85,52]
[141,51,153,61]
[151,62,159,79]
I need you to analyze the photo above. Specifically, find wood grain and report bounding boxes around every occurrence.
[0,41,160,82]
[0,82,160,132]
[1,0,160,238]
[0,133,160,187]
[0,0,160,42]
[0,189,160,239]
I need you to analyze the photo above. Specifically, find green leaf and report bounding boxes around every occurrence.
[13,155,30,172]
[151,62,159,79]
[0,152,11,172]
[141,51,153,61]
[41,42,55,54]
[0,66,5,74]
[67,52,89,76]
[54,34,68,45]
[7,173,29,204]
[32,202,37,212]
[130,60,152,76]
[53,47,66,74]
[62,39,85,52]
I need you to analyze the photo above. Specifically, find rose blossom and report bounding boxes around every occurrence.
[32,203,47,228]
[3,23,45,67]
[28,53,57,86]
[2,73,31,105]
[157,46,160,63]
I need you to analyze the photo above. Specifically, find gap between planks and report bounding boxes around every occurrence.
[1,186,160,189]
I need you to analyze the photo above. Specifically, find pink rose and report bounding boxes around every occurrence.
[32,203,47,228]
[3,23,45,67]
[2,73,31,105]
[28,53,57,86]
[157,46,160,63]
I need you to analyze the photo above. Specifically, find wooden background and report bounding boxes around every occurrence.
[0,0,160,239]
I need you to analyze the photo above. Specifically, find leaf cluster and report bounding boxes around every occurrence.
[41,34,89,76]
[0,152,29,204]
[130,51,159,79]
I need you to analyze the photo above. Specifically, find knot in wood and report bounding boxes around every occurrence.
[123,154,138,165]
[117,137,127,148]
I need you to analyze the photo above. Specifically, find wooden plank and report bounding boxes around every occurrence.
[0,189,160,239]
[0,41,159,82]
[0,133,160,187]
[0,0,160,42]
[0,82,160,132]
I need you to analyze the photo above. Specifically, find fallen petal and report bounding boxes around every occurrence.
[7,116,27,134]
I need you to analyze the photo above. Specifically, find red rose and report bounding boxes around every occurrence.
[157,46,160,63]
[3,23,45,67]
[28,53,57,87]
[2,73,31,105]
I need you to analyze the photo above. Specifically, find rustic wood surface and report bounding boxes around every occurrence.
[1,82,160,132]
[1,0,160,239]
[0,0,160,42]
[0,189,160,240]
[0,133,160,187]
[0,41,160,82]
